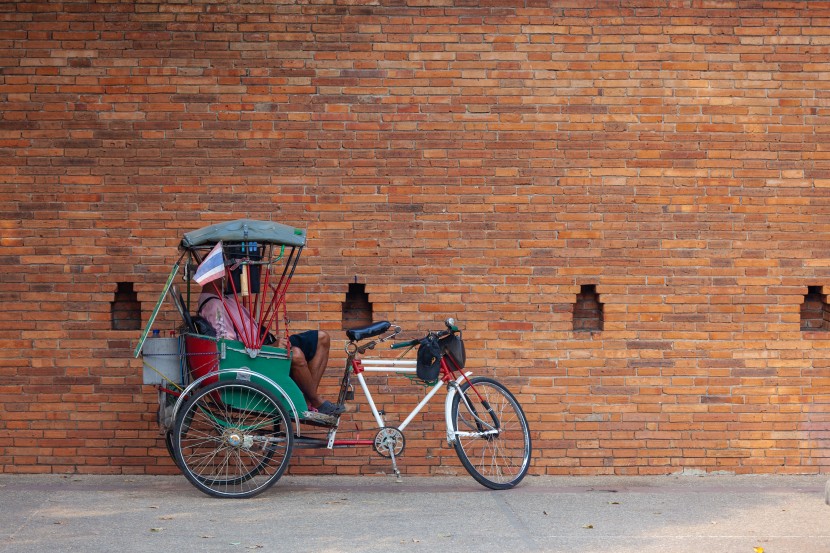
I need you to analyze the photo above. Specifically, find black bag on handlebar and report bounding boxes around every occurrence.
[416,335,443,381]
[440,333,465,369]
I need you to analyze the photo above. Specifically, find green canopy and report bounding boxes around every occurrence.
[180,219,306,249]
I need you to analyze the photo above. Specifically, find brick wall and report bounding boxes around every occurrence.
[2,0,830,476]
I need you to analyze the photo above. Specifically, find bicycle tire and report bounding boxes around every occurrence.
[450,376,531,490]
[173,379,293,499]
[164,431,180,469]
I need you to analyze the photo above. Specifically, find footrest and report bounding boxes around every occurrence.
[301,410,338,427]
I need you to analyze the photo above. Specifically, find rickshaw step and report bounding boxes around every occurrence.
[301,411,339,427]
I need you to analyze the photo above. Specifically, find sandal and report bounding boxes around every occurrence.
[316,400,345,416]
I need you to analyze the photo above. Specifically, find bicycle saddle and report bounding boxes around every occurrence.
[346,321,391,342]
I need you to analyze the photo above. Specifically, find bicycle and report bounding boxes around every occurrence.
[329,317,533,490]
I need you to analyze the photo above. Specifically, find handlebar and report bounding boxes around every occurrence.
[389,317,460,349]
[390,338,419,350]
[346,317,460,355]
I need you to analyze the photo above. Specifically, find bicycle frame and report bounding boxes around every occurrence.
[325,348,473,450]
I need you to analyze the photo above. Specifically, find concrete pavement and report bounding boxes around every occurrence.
[1,474,828,553]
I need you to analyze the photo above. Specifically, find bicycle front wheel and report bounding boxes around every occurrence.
[450,376,531,489]
[173,380,293,499]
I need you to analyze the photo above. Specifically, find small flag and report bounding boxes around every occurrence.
[192,241,225,285]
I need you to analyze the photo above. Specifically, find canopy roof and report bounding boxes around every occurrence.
[180,219,306,249]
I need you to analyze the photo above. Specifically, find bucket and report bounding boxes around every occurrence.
[142,337,183,385]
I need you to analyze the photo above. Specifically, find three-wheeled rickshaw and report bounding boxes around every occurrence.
[137,219,532,498]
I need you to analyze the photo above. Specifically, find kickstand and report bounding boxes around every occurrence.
[387,445,403,483]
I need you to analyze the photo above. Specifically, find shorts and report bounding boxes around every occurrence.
[289,330,318,362]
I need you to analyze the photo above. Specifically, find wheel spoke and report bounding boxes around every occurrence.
[174,380,294,498]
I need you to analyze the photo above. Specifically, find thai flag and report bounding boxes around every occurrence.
[193,242,225,285]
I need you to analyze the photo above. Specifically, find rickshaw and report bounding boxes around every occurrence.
[137,219,532,498]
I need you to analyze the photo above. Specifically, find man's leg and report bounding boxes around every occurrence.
[289,348,324,408]
[306,331,330,393]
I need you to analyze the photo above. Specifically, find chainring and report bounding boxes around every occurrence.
[373,427,405,458]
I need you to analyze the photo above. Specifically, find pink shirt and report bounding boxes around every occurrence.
[198,293,257,342]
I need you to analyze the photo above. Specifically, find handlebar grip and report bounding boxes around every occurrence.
[390,339,419,350]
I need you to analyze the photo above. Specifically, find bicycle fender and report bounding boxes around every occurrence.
[171,368,301,435]
[444,372,473,445]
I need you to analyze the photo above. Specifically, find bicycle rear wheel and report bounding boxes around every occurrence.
[173,379,293,498]
[450,376,531,489]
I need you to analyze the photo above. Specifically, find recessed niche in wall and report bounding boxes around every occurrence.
[342,283,372,330]
[800,285,829,332]
[573,284,603,333]
[111,282,141,330]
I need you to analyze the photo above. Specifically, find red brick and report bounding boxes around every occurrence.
[1,0,830,478]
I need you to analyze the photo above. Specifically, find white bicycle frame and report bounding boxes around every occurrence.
[327,357,473,448]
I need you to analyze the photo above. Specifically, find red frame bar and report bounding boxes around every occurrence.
[206,260,292,351]
[441,348,485,401]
